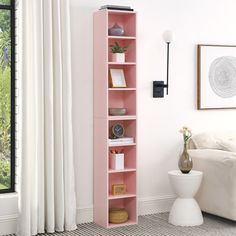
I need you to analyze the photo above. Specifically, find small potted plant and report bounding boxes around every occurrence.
[110,42,128,63]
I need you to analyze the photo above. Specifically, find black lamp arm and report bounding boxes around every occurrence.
[153,42,170,98]
[166,42,170,95]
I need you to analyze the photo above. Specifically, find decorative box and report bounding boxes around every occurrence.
[110,153,124,170]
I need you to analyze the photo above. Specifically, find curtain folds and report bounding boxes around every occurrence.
[18,0,77,235]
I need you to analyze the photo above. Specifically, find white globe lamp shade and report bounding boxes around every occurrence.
[163,30,173,43]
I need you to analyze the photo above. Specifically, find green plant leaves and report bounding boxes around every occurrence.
[110,41,128,53]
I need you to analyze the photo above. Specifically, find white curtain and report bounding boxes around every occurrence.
[18,0,77,235]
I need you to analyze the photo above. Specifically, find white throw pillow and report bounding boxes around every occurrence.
[191,132,222,149]
[218,140,236,152]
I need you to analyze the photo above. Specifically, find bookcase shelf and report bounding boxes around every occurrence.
[108,197,137,228]
[108,65,136,88]
[108,36,136,40]
[108,38,136,62]
[108,88,136,91]
[109,142,136,147]
[109,168,136,173]
[108,10,136,36]
[109,90,136,116]
[108,220,137,228]
[108,193,136,200]
[108,115,136,120]
[108,62,136,65]
[94,9,137,228]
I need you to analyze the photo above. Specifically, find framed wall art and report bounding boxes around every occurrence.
[198,44,236,109]
[109,69,127,88]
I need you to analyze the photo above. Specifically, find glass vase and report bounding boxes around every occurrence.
[178,143,192,174]
[108,23,124,36]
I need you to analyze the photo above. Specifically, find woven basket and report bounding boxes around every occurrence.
[109,208,129,224]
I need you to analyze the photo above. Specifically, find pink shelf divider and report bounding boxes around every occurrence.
[108,62,136,65]
[108,220,137,228]
[109,88,136,91]
[109,142,136,147]
[109,168,136,173]
[108,115,136,120]
[108,36,136,40]
[108,193,136,200]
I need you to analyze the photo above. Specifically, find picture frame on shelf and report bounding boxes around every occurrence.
[198,44,236,109]
[110,69,127,88]
[112,184,126,195]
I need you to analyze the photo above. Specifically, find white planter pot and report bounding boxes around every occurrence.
[112,53,125,63]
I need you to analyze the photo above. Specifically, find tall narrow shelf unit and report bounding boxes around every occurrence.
[93,9,137,228]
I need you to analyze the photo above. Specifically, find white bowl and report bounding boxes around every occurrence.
[109,108,127,116]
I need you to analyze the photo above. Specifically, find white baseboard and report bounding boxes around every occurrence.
[0,193,18,235]
[0,214,18,235]
[138,194,176,215]
[0,194,176,233]
[0,194,176,234]
[76,194,176,224]
[76,206,94,224]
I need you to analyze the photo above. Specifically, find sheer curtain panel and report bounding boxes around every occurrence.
[18,0,77,235]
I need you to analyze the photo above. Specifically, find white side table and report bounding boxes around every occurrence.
[168,170,203,226]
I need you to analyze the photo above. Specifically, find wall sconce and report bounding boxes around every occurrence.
[153,30,173,98]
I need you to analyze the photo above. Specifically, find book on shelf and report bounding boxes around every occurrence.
[109,137,134,144]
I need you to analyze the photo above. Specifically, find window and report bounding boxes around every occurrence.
[0,0,15,193]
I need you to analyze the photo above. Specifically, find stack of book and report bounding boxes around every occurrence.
[109,137,134,145]
[100,5,134,11]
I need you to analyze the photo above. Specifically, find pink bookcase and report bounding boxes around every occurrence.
[93,9,137,228]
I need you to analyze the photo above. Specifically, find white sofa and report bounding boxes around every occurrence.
[189,132,236,220]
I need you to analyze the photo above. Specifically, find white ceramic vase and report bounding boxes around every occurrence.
[112,53,125,63]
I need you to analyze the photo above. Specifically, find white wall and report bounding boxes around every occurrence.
[70,0,236,221]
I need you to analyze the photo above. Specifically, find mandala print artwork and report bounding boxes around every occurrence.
[198,45,236,109]
[209,56,236,98]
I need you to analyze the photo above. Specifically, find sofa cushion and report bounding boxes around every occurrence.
[190,132,222,149]
[218,140,236,152]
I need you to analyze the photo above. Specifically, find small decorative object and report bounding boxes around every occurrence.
[110,69,127,88]
[109,108,127,116]
[110,150,124,170]
[108,23,124,36]
[111,123,125,138]
[109,208,129,224]
[112,184,126,195]
[198,44,236,109]
[110,42,128,63]
[178,127,193,174]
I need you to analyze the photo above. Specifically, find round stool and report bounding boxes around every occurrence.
[168,170,203,226]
